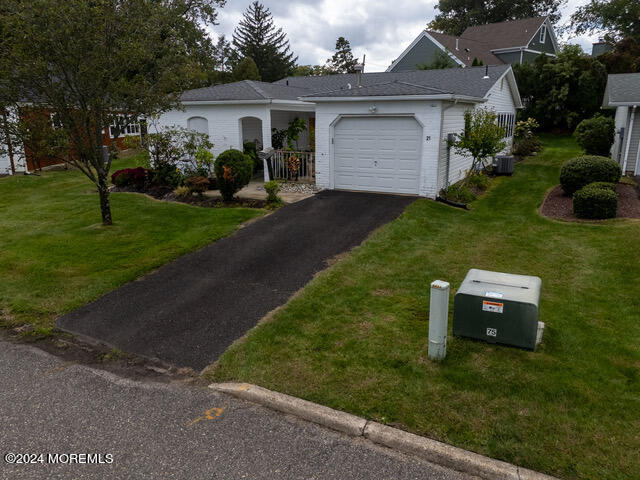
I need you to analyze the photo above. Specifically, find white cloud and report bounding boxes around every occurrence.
[209,0,603,73]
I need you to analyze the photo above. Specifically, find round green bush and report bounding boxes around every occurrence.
[573,115,615,156]
[573,183,618,219]
[214,149,253,201]
[559,156,621,196]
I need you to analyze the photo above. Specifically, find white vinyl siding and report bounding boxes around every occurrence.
[626,110,640,174]
[438,102,470,191]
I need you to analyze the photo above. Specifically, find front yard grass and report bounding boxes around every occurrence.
[209,135,640,480]
[0,154,263,328]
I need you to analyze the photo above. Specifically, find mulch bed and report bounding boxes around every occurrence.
[541,183,640,221]
[112,185,268,209]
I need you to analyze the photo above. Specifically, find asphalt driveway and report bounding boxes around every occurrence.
[58,191,415,370]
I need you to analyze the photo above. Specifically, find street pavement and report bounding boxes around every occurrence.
[0,341,473,480]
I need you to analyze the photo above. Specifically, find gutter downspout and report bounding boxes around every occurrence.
[622,106,635,174]
[519,48,524,64]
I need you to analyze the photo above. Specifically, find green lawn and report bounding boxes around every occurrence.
[209,136,640,480]
[0,154,263,328]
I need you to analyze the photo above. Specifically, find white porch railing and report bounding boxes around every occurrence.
[271,150,315,181]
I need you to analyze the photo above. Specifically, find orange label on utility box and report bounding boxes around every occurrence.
[482,300,504,314]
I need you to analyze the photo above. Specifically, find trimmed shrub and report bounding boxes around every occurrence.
[586,181,616,192]
[214,149,253,201]
[111,167,151,189]
[153,164,183,188]
[574,115,615,156]
[573,183,618,219]
[264,180,282,205]
[559,156,621,196]
[184,176,209,195]
[512,136,542,157]
[441,182,476,204]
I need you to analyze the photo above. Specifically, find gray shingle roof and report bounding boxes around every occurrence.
[282,65,512,99]
[427,31,502,67]
[180,80,311,102]
[461,17,547,50]
[178,64,512,102]
[302,81,450,98]
[603,73,640,106]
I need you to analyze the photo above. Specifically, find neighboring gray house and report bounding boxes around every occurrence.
[604,73,640,175]
[157,65,522,198]
[388,17,558,71]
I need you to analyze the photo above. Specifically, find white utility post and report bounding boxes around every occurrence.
[428,280,450,361]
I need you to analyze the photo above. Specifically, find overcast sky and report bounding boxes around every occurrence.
[208,0,601,72]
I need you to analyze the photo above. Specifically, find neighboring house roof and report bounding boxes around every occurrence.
[426,31,502,67]
[461,17,548,50]
[388,16,556,71]
[179,64,522,107]
[603,73,640,107]
[180,80,311,102]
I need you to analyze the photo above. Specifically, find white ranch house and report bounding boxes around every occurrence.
[157,65,522,197]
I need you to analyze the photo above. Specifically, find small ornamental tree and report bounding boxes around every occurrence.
[137,126,213,187]
[214,149,253,201]
[450,108,506,186]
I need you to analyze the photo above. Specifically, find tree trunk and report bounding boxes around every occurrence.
[2,110,16,175]
[98,181,113,226]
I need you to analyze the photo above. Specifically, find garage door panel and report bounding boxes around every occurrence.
[333,116,422,194]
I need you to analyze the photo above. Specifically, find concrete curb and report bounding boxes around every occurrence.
[209,382,559,480]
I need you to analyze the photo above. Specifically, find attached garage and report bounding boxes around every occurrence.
[333,116,422,195]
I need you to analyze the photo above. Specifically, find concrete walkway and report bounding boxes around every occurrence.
[205,179,316,204]
[58,191,415,370]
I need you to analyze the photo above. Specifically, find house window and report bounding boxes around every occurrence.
[109,116,141,138]
[497,113,515,138]
[539,25,546,44]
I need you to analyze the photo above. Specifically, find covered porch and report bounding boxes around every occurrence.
[237,103,316,182]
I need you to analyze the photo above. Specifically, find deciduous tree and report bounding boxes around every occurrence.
[514,45,608,131]
[429,0,565,36]
[232,57,261,82]
[0,0,222,225]
[570,0,640,43]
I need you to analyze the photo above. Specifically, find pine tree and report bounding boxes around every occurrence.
[213,35,236,73]
[232,1,297,82]
[232,56,261,82]
[327,37,359,73]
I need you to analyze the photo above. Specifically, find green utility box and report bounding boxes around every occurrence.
[453,269,543,350]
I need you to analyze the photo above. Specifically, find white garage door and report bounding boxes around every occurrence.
[333,116,422,194]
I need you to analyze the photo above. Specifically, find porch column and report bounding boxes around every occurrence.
[262,109,272,181]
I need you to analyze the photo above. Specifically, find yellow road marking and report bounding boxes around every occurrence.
[188,407,226,427]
